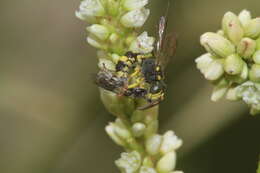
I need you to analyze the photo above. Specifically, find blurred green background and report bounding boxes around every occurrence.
[0,0,259,173]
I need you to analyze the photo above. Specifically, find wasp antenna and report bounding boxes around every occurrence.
[165,0,171,19]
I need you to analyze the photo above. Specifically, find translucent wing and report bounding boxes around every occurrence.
[158,32,177,70]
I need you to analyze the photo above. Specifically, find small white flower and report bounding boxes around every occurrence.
[237,81,260,110]
[160,131,183,154]
[195,53,214,74]
[121,8,150,28]
[115,151,141,173]
[145,134,162,155]
[130,32,155,54]
[124,0,149,11]
[75,0,105,21]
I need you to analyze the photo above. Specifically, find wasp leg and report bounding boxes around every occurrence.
[128,77,144,89]
[137,100,161,110]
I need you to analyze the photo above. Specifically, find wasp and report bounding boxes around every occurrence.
[95,1,177,110]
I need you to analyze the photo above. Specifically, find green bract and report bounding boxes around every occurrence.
[196,10,260,115]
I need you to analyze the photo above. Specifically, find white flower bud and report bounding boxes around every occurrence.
[160,131,183,155]
[105,124,126,147]
[121,8,150,28]
[75,0,105,21]
[224,54,244,75]
[98,58,115,70]
[222,12,244,45]
[238,10,252,27]
[249,64,260,82]
[200,32,235,58]
[115,151,141,173]
[244,18,260,38]
[145,134,162,155]
[226,87,239,101]
[217,30,225,36]
[132,123,146,137]
[124,0,149,11]
[211,79,228,102]
[195,53,214,74]
[130,32,155,53]
[253,50,260,64]
[204,60,224,81]
[156,151,177,173]
[170,171,184,173]
[109,33,119,44]
[114,123,132,141]
[240,62,249,80]
[237,37,256,59]
[87,36,103,49]
[144,120,159,137]
[87,24,110,41]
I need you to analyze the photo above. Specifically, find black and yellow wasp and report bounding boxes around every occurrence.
[95,3,177,110]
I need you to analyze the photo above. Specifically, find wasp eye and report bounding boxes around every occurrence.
[150,84,162,94]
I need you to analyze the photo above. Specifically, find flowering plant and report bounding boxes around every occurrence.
[76,0,183,172]
[195,10,260,115]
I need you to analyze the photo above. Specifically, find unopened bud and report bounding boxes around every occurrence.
[200,32,235,58]
[249,64,260,82]
[124,0,149,11]
[211,79,228,102]
[237,37,256,59]
[109,33,119,43]
[156,151,177,173]
[224,54,244,75]
[132,123,146,137]
[106,0,120,16]
[87,36,103,49]
[244,18,260,38]
[195,53,214,74]
[114,124,132,141]
[120,8,150,28]
[145,134,162,155]
[222,12,244,45]
[240,62,249,80]
[105,124,126,147]
[238,10,252,27]
[87,24,110,41]
[204,59,224,81]
[253,50,260,64]
[226,87,239,101]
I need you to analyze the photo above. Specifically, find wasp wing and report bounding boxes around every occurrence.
[158,32,177,70]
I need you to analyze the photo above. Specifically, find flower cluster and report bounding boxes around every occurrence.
[195,10,260,115]
[107,115,183,173]
[76,0,184,172]
[76,0,152,56]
